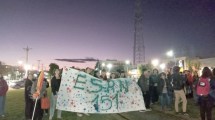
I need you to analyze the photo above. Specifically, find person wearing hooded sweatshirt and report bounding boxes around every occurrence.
[0,74,8,118]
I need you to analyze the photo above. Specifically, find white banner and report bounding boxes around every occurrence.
[56,68,145,113]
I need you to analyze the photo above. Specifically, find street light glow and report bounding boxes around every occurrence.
[160,63,166,70]
[102,63,105,67]
[151,59,159,67]
[166,50,174,57]
[18,60,23,65]
[125,60,130,65]
[107,63,112,69]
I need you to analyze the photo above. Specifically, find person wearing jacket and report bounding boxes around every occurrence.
[149,69,159,104]
[31,72,49,120]
[198,67,215,120]
[192,71,199,104]
[0,73,8,118]
[24,73,34,120]
[49,69,62,120]
[138,70,151,111]
[157,72,171,111]
[172,66,188,115]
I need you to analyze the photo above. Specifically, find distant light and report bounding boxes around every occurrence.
[166,50,174,57]
[125,60,130,65]
[160,63,166,70]
[107,63,112,69]
[151,59,159,67]
[24,64,31,71]
[102,63,106,67]
[18,61,23,65]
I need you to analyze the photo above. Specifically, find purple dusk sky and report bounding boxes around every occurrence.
[0,0,215,69]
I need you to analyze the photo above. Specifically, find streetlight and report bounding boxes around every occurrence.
[151,59,159,67]
[166,50,176,65]
[160,63,166,71]
[18,60,23,65]
[125,60,130,72]
[107,63,112,72]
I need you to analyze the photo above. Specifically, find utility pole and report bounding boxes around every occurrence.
[133,0,145,65]
[23,46,32,64]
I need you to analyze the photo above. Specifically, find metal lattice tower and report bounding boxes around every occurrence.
[133,0,145,65]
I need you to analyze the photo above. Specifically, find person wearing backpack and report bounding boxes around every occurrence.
[172,66,188,115]
[197,67,214,120]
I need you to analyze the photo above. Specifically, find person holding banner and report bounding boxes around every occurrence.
[49,69,62,120]
[31,72,49,120]
[138,70,151,112]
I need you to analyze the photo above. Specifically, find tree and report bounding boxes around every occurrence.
[48,63,59,77]
[186,58,201,72]
[138,63,152,75]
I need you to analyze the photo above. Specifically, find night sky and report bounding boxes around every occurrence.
[0,0,215,68]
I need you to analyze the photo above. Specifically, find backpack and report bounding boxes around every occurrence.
[196,77,210,96]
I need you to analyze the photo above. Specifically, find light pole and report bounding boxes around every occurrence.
[166,50,176,66]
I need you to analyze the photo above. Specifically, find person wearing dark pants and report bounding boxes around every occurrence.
[143,91,151,109]
[31,72,49,120]
[24,74,34,120]
[199,96,213,120]
[33,99,44,120]
[138,70,151,111]
[149,69,159,104]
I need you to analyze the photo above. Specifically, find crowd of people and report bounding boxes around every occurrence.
[138,66,215,120]
[0,65,215,120]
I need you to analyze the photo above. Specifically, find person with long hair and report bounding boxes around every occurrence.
[0,73,8,118]
[49,69,62,120]
[157,72,171,111]
[192,71,199,104]
[24,73,34,120]
[197,67,214,120]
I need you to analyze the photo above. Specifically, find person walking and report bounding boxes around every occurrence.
[0,73,8,118]
[172,66,188,115]
[138,70,151,112]
[49,69,62,120]
[24,73,34,120]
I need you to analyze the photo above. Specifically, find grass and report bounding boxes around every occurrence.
[1,88,215,120]
[1,88,124,120]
